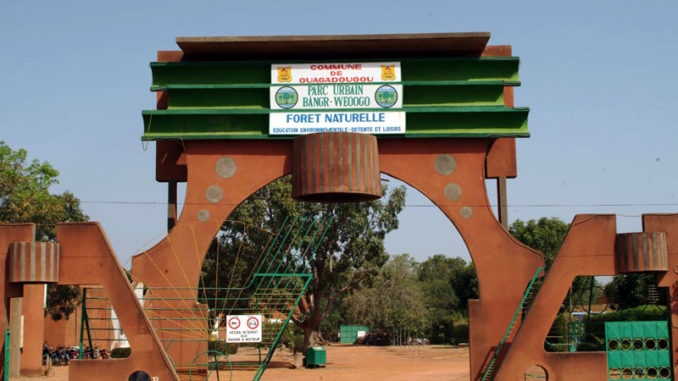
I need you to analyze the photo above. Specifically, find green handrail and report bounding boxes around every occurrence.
[481,267,545,381]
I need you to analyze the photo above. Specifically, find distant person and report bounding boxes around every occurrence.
[128,371,151,381]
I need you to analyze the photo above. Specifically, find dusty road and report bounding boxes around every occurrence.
[10,345,469,381]
[261,345,469,381]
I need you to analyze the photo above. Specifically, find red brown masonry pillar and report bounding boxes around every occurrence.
[20,284,45,376]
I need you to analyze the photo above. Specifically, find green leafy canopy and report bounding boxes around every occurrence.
[201,176,406,349]
[0,141,88,320]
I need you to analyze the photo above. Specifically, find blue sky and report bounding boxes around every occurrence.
[1,0,677,266]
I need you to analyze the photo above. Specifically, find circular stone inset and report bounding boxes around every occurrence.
[460,206,473,219]
[197,209,211,222]
[525,365,547,381]
[205,185,224,203]
[215,157,237,179]
[434,154,457,176]
[444,183,462,201]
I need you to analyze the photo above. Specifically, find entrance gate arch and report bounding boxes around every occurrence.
[130,33,544,380]
[3,33,678,381]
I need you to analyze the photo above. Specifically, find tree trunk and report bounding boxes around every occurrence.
[302,326,315,352]
[302,327,322,352]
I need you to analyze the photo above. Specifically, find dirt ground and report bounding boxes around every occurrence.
[10,345,469,381]
[261,344,469,381]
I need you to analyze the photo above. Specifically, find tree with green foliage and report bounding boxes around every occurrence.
[418,255,477,343]
[509,217,597,311]
[509,217,570,269]
[46,285,82,321]
[343,254,428,343]
[0,141,88,320]
[201,176,406,350]
[604,273,666,310]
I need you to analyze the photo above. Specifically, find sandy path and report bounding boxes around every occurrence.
[9,345,469,381]
[260,345,469,381]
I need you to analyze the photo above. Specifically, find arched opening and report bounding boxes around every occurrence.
[181,173,478,380]
[130,141,540,381]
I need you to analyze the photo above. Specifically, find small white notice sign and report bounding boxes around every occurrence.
[226,315,262,343]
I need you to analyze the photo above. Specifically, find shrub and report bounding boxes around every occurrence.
[452,320,469,344]
[545,306,668,352]
[208,340,238,355]
[587,305,667,323]
[111,347,131,358]
[279,323,305,353]
[545,312,570,352]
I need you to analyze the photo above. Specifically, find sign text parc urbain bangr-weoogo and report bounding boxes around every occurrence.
[269,62,405,136]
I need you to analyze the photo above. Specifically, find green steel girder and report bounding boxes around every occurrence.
[162,81,507,109]
[144,56,526,141]
[150,57,521,89]
[141,106,529,141]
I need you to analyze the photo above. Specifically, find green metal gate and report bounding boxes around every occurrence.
[339,325,369,344]
[605,321,673,380]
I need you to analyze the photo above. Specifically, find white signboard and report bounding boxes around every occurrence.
[271,84,402,110]
[270,111,405,135]
[271,62,401,84]
[270,62,404,135]
[226,315,262,343]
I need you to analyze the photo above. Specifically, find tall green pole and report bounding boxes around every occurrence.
[4,328,9,381]
[78,288,95,359]
[79,289,87,359]
[84,311,94,358]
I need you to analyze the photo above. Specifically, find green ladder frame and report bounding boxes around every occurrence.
[78,215,333,381]
[481,267,545,381]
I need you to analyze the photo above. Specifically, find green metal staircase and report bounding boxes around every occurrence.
[481,267,546,381]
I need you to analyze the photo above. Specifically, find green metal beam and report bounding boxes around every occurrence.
[150,57,520,88]
[160,81,507,109]
[141,106,529,141]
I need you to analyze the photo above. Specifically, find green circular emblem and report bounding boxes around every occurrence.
[375,85,398,108]
[275,86,298,109]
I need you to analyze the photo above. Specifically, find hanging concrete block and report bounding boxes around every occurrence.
[614,232,668,273]
[293,132,381,202]
[7,242,60,283]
